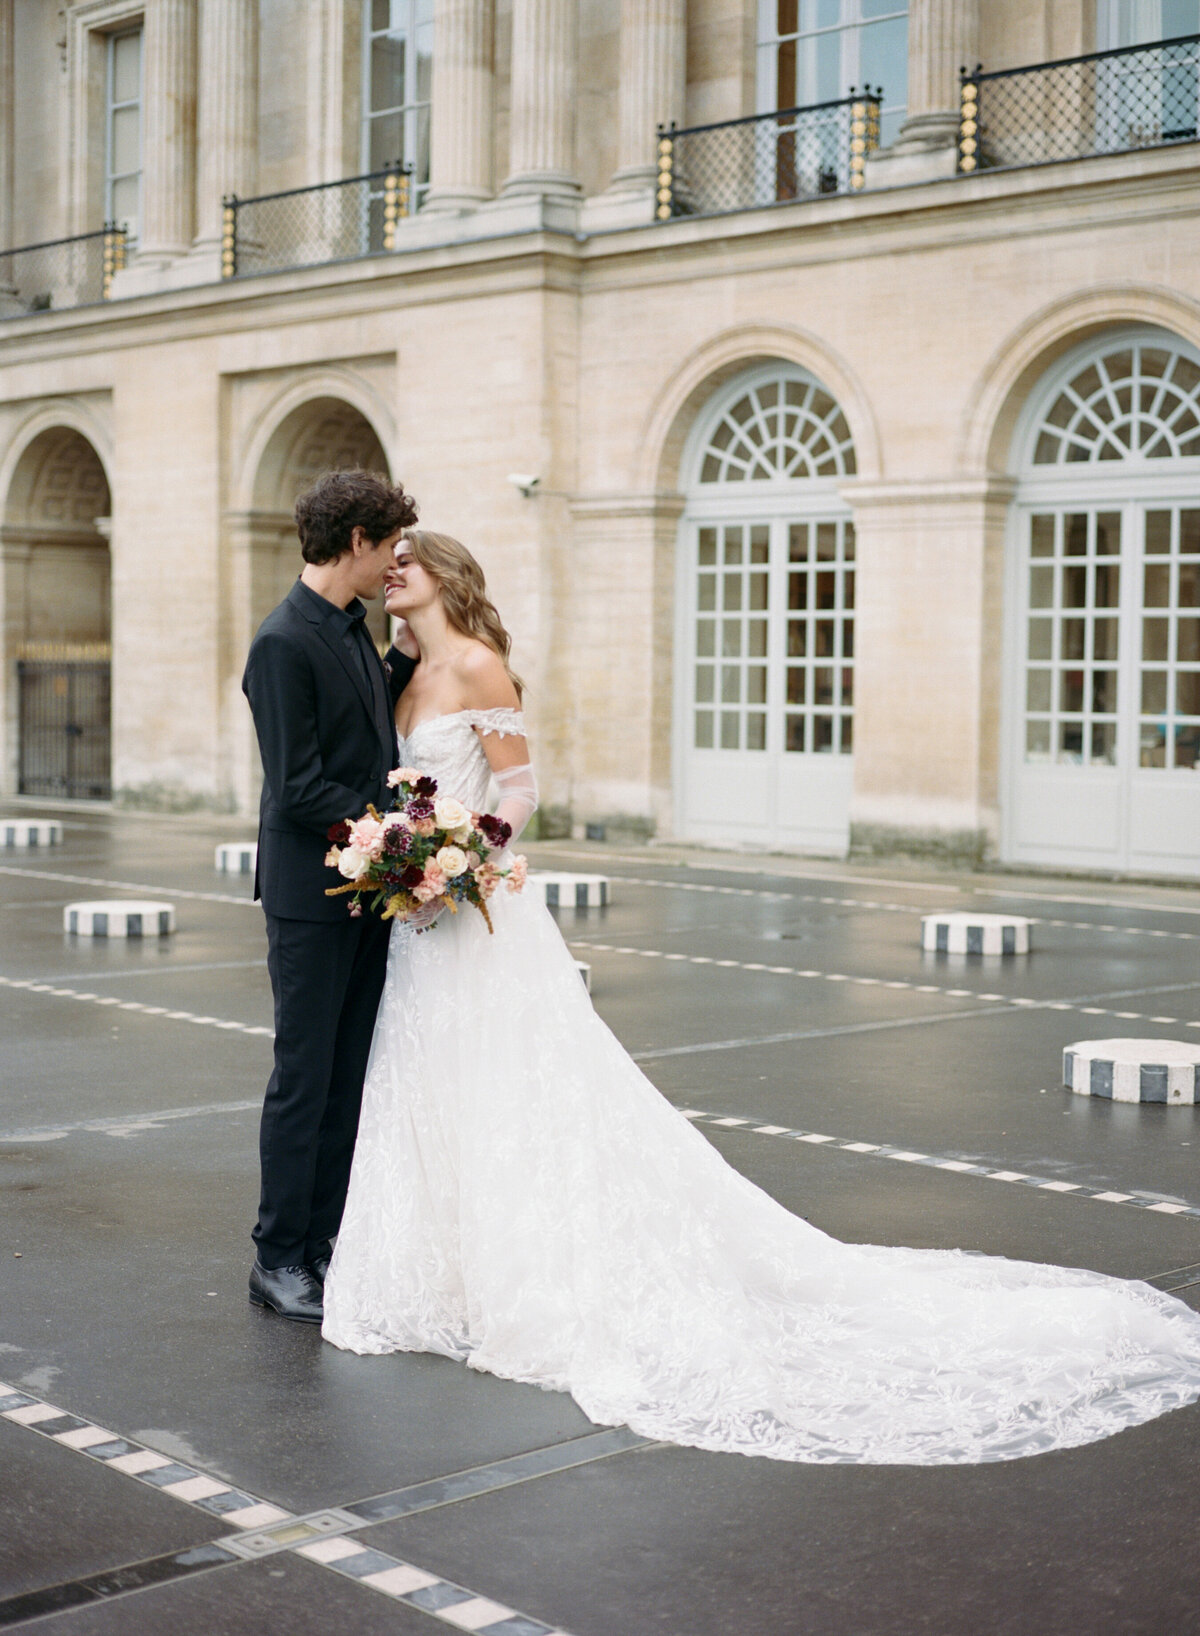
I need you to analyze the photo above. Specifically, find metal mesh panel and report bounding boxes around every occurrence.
[224,167,410,279]
[0,228,126,318]
[961,35,1200,174]
[658,96,880,221]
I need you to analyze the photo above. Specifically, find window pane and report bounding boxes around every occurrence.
[813,715,834,752]
[720,712,740,749]
[721,666,741,704]
[1027,616,1052,660]
[1030,515,1055,557]
[1029,566,1054,608]
[746,666,767,705]
[110,174,139,233]
[112,31,141,103]
[1094,617,1119,661]
[748,572,769,610]
[372,34,406,112]
[1145,511,1172,554]
[1143,617,1170,661]
[748,619,768,657]
[786,668,806,705]
[722,619,741,656]
[369,111,404,169]
[1181,564,1200,607]
[787,620,806,657]
[1178,672,1200,716]
[1179,618,1200,662]
[746,713,767,751]
[723,576,742,611]
[111,104,140,175]
[860,17,907,100]
[1142,672,1168,714]
[694,665,714,703]
[1144,564,1170,607]
[696,619,715,657]
[789,524,808,561]
[697,574,716,611]
[1091,723,1117,765]
[1026,720,1051,761]
[1062,618,1085,661]
[1094,564,1119,608]
[724,530,743,565]
[1026,670,1052,712]
[1063,565,1088,608]
[698,528,717,566]
[1092,670,1117,713]
[785,714,806,752]
[694,710,714,749]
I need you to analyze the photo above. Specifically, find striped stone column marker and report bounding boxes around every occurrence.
[3,819,62,848]
[215,842,257,874]
[64,901,176,938]
[1064,1038,1200,1104]
[531,871,610,909]
[921,911,1031,955]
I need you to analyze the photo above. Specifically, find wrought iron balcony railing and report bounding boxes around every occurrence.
[656,92,881,221]
[221,163,411,279]
[960,34,1200,174]
[0,225,127,318]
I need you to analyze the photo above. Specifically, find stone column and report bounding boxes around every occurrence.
[193,0,258,260]
[0,0,12,252]
[896,0,979,152]
[424,0,494,212]
[609,0,686,191]
[138,0,198,259]
[501,0,579,198]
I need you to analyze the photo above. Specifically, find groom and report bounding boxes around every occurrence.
[242,468,418,1322]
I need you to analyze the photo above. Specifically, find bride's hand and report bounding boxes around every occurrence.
[391,618,420,661]
[409,899,444,931]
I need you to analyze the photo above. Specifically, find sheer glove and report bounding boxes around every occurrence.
[492,762,538,846]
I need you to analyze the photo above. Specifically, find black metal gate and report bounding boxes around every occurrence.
[18,659,111,799]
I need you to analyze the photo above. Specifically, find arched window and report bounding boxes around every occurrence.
[676,364,857,854]
[1006,329,1200,877]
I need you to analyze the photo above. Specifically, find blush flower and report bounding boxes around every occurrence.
[506,855,528,893]
[337,845,370,880]
[436,845,468,878]
[433,795,471,833]
[387,765,423,788]
[348,816,385,857]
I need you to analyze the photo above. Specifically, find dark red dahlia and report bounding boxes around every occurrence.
[400,863,425,889]
[382,825,410,856]
[326,819,352,844]
[413,775,437,797]
[406,797,435,821]
[478,814,512,849]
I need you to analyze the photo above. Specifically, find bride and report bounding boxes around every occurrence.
[323,529,1200,1465]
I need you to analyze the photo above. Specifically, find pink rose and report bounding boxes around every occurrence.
[412,880,439,903]
[388,765,423,788]
[412,817,436,837]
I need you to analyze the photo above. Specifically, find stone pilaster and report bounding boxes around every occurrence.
[0,0,12,253]
[900,0,979,150]
[424,0,494,212]
[193,0,258,259]
[137,0,198,259]
[864,0,978,187]
[610,0,686,190]
[501,0,579,199]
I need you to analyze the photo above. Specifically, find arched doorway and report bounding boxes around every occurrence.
[1004,327,1200,876]
[225,395,396,812]
[2,427,112,798]
[248,395,394,648]
[674,364,857,851]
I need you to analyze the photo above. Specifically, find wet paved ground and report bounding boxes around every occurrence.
[2,802,1199,1635]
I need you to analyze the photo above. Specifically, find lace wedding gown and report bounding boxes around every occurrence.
[323,709,1200,1464]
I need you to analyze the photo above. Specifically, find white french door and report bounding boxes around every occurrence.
[1007,497,1200,874]
[675,506,855,852]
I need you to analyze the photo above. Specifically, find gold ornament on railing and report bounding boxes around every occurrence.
[959,79,979,173]
[221,198,237,278]
[101,224,125,298]
[656,133,674,221]
[383,167,401,251]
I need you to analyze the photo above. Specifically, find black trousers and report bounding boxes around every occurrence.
[253,910,391,1269]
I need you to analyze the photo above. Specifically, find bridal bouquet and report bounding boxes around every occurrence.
[324,767,527,932]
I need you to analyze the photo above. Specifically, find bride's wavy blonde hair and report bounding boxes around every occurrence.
[401,530,524,701]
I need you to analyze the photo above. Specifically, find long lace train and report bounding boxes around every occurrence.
[322,711,1200,1464]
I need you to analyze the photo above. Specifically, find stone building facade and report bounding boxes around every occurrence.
[1,1,1199,878]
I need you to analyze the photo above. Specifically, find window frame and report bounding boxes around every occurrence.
[361,0,432,210]
[756,0,908,147]
[104,24,143,244]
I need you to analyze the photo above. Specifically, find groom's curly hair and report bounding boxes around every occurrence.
[294,469,419,564]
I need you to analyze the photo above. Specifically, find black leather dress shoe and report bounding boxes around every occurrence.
[308,1256,331,1284]
[248,1261,324,1323]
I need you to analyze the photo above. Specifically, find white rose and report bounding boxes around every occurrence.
[435,845,468,878]
[337,845,369,879]
[433,795,470,832]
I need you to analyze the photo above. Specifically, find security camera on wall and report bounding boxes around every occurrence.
[506,473,541,498]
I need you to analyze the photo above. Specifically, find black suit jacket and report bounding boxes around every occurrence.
[242,581,416,922]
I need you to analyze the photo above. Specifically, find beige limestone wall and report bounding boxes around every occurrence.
[686,0,754,128]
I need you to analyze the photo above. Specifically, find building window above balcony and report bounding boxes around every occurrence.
[105,26,142,244]
[757,0,908,147]
[363,0,432,213]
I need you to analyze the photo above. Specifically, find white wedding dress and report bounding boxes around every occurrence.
[323,709,1200,1464]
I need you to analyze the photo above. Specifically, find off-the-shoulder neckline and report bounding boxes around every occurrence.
[396,707,524,741]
